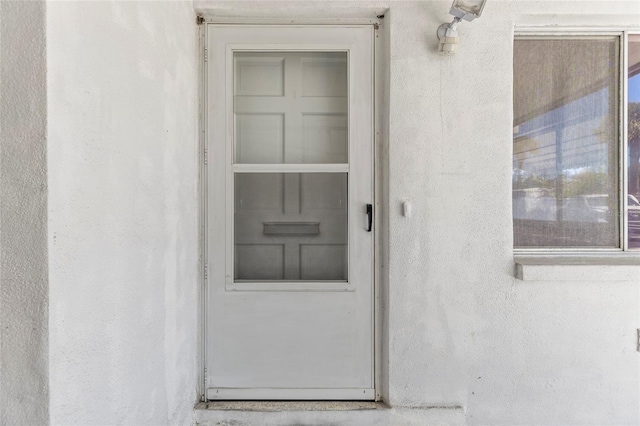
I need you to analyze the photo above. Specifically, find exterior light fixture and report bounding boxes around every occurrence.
[437,0,487,55]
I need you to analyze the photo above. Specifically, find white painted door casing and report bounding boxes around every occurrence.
[206,25,375,400]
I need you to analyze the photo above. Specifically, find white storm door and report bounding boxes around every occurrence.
[206,25,374,400]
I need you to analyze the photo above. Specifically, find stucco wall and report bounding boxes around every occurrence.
[40,0,640,425]
[194,1,640,425]
[0,1,49,425]
[47,1,199,424]
[386,2,639,423]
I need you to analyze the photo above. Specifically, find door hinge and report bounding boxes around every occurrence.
[204,47,208,63]
[204,263,208,280]
[204,148,208,165]
[204,367,208,384]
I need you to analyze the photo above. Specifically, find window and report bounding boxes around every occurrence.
[513,33,640,251]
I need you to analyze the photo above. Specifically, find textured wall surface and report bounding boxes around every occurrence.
[386,2,639,424]
[38,0,640,424]
[47,2,199,424]
[0,1,49,425]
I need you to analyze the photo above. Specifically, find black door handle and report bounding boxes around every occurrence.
[366,204,373,232]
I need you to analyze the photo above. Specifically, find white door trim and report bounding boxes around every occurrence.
[207,387,375,401]
[199,21,383,402]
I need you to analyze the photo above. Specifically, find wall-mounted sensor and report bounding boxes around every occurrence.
[402,201,413,218]
[437,0,488,55]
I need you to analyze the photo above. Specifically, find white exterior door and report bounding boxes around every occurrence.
[206,25,374,400]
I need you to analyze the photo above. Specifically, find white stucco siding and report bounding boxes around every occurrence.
[47,2,199,424]
[40,0,640,425]
[0,2,48,425]
[386,1,640,424]
[386,1,639,423]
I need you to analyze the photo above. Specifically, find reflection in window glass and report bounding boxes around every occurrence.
[513,37,620,248]
[628,35,640,249]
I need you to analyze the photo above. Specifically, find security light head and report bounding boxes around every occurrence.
[449,0,487,22]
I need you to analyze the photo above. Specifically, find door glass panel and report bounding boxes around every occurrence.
[234,173,348,281]
[234,52,348,164]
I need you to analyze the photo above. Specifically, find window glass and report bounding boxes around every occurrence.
[513,37,620,248]
[234,173,348,281]
[233,52,348,164]
[628,35,640,249]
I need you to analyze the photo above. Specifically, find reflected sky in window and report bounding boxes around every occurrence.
[630,74,640,102]
[514,88,612,180]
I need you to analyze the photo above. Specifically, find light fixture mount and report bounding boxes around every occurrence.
[437,0,487,55]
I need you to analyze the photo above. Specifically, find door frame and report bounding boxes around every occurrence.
[197,17,384,402]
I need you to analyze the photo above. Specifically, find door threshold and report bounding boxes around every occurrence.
[196,401,386,412]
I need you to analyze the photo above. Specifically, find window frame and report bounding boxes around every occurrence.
[513,28,640,255]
